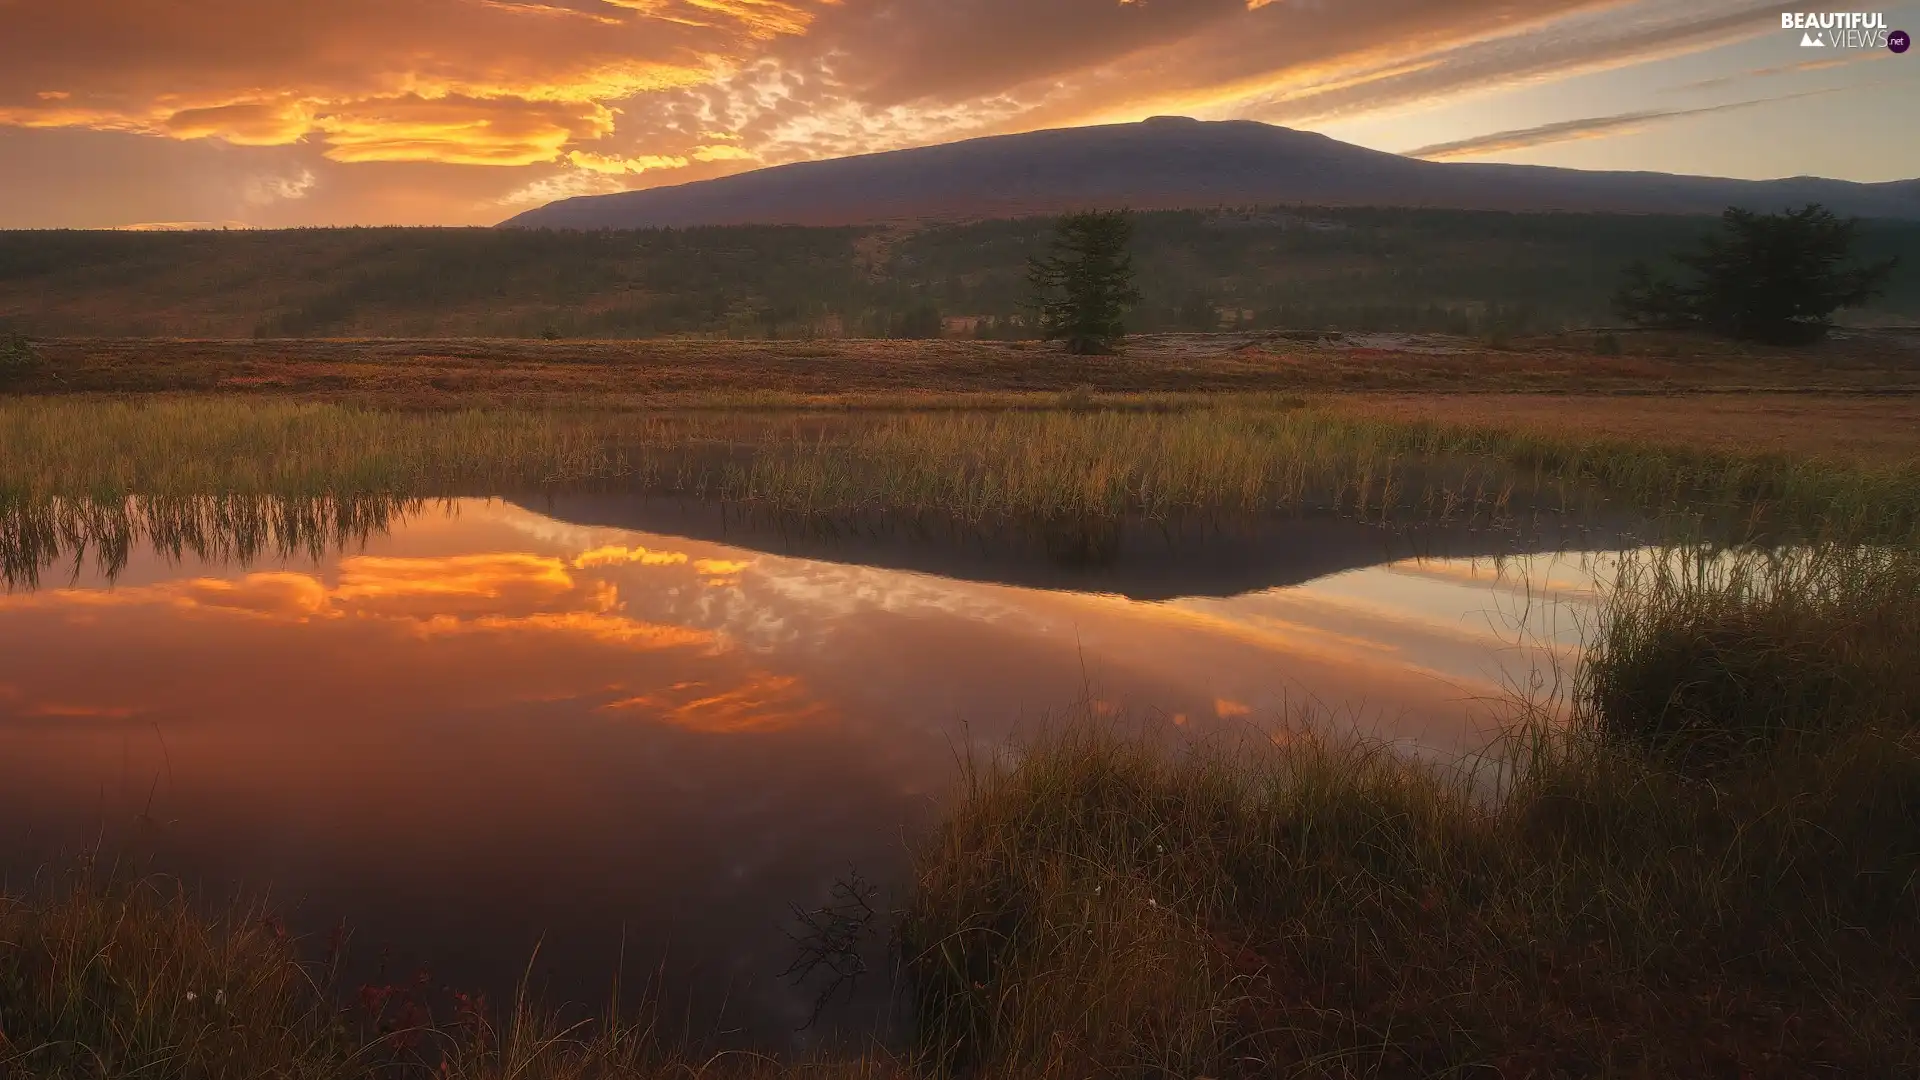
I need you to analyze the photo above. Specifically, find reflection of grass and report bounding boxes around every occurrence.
[0,493,422,589]
[6,397,1917,542]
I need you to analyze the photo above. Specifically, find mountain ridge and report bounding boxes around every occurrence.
[500,117,1920,229]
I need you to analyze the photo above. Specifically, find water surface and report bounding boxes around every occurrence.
[0,497,1615,1045]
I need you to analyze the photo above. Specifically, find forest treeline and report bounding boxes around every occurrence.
[3,207,1916,339]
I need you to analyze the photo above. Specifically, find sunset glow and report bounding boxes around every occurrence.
[2,0,1914,227]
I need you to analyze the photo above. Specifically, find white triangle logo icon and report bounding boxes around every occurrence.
[1801,31,1825,46]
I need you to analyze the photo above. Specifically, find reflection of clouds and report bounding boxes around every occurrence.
[490,501,1584,725]
[22,702,141,719]
[1,500,1615,752]
[411,610,717,651]
[1379,554,1610,599]
[692,558,751,580]
[493,507,1034,650]
[573,545,691,569]
[601,672,832,734]
[0,551,719,653]
[335,554,578,611]
[0,572,334,620]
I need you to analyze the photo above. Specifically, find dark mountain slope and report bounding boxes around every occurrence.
[502,117,1920,229]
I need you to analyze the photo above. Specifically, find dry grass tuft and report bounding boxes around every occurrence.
[903,710,1920,1077]
[1581,544,1920,768]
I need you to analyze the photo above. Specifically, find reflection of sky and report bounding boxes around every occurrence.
[0,499,1611,1043]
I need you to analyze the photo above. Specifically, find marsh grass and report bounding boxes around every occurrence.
[0,398,1554,532]
[900,542,1920,1076]
[904,712,1920,1077]
[0,870,906,1080]
[1581,543,1920,769]
[5,397,1913,545]
[1381,419,1920,545]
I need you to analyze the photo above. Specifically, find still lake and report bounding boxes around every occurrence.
[0,496,1625,1046]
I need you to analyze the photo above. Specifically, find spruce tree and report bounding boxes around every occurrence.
[1028,210,1143,354]
[1615,204,1897,344]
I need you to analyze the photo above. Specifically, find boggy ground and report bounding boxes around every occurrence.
[7,328,1920,405]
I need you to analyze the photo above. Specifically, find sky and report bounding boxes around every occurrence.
[1,0,1915,229]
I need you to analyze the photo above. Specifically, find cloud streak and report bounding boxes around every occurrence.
[1669,51,1884,92]
[1404,89,1837,159]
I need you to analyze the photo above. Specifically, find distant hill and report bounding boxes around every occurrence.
[501,117,1920,229]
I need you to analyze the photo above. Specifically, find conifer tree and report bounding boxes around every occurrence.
[1615,204,1897,344]
[1028,210,1142,354]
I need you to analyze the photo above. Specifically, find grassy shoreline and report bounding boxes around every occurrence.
[4,397,1916,542]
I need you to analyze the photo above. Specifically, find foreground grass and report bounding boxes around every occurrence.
[3,396,1917,542]
[0,872,903,1079]
[908,543,1920,1077]
[911,725,1919,1077]
[1584,543,1920,768]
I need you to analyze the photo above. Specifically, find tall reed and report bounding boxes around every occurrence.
[1579,543,1920,768]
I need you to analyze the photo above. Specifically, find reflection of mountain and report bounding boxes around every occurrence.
[511,494,1646,601]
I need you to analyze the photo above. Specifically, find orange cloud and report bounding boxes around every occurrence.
[568,150,693,174]
[3,0,1880,226]
[691,143,755,162]
[163,100,315,145]
[313,95,618,166]
[0,0,804,168]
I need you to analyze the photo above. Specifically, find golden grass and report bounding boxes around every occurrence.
[1581,544,1920,767]
[6,396,1918,548]
[905,715,1920,1077]
[1341,392,1920,468]
[0,397,1495,520]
